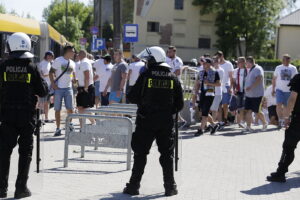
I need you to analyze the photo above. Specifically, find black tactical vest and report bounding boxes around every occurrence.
[0,58,38,123]
[140,66,176,114]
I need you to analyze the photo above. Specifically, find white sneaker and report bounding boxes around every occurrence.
[244,126,255,133]
[262,124,268,131]
[238,123,246,129]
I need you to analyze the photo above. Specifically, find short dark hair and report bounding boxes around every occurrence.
[203,53,210,57]
[63,45,75,55]
[168,46,176,51]
[215,50,223,57]
[114,49,123,56]
[102,54,112,62]
[44,51,54,59]
[246,56,255,64]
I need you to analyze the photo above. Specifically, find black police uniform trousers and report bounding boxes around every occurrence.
[276,113,300,175]
[129,113,175,186]
[0,121,35,190]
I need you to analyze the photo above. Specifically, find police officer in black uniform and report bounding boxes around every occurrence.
[267,73,300,182]
[123,46,184,196]
[0,32,48,199]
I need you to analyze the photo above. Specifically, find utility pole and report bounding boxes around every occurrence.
[113,0,122,50]
[94,0,103,54]
[65,0,68,38]
[94,0,102,38]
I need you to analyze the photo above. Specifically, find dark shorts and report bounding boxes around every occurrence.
[100,92,110,106]
[268,105,278,120]
[229,95,238,112]
[244,96,262,113]
[236,92,245,109]
[198,95,214,117]
[76,85,95,108]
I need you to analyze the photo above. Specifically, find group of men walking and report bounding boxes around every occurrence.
[0,31,300,199]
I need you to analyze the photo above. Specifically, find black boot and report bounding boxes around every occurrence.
[0,188,7,198]
[14,178,31,199]
[266,148,294,183]
[123,183,140,196]
[123,154,146,196]
[160,154,178,196]
[14,150,32,199]
[164,183,178,196]
[266,172,286,183]
[0,151,11,198]
[0,169,9,198]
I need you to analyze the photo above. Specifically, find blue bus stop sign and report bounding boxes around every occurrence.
[123,24,138,43]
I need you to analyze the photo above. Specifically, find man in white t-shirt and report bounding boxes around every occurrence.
[166,46,183,76]
[94,55,113,106]
[215,51,234,125]
[166,46,187,128]
[38,51,54,122]
[233,57,248,128]
[76,50,95,120]
[128,55,145,86]
[50,46,76,136]
[127,55,145,103]
[272,54,298,128]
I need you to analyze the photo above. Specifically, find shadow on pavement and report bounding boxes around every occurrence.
[83,192,165,200]
[217,127,279,137]
[84,150,127,155]
[41,167,127,175]
[241,176,300,195]
[55,158,126,164]
[41,136,65,142]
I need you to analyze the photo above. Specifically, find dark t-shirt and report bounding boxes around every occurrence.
[289,73,300,114]
[200,69,220,95]
[110,61,128,92]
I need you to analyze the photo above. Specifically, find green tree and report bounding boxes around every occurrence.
[192,0,291,58]
[9,9,19,16]
[54,16,84,49]
[0,3,6,14]
[43,0,93,49]
[122,0,134,24]
[102,20,113,41]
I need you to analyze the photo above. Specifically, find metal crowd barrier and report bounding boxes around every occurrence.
[180,66,199,124]
[111,103,138,108]
[181,66,199,100]
[98,106,137,111]
[63,114,133,170]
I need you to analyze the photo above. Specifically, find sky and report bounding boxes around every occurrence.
[0,0,90,21]
[1,0,300,21]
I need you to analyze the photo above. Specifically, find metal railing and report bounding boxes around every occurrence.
[63,114,133,170]
[181,66,199,100]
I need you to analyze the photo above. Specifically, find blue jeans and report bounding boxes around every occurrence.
[54,87,74,111]
[276,89,290,106]
[94,81,100,97]
[222,86,232,105]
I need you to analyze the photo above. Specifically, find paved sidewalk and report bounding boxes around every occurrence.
[3,110,300,200]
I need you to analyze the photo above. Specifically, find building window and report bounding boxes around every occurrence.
[198,38,211,49]
[147,21,160,32]
[175,0,184,10]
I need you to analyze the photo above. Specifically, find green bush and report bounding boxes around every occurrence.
[257,59,300,71]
